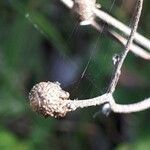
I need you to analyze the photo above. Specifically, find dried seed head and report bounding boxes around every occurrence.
[73,0,96,25]
[29,81,73,118]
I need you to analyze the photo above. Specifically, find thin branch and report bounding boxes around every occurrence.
[72,95,150,114]
[110,97,150,113]
[90,23,150,60]
[108,30,150,60]
[72,93,110,108]
[108,0,144,93]
[93,8,150,51]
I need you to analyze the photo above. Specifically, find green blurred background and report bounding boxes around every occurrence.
[0,0,149,150]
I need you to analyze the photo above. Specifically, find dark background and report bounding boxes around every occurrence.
[0,0,150,150]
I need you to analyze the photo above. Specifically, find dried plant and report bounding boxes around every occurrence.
[29,0,150,118]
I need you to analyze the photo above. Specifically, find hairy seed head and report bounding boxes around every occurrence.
[29,81,73,118]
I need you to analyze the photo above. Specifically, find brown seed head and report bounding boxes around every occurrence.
[73,0,96,24]
[29,81,72,118]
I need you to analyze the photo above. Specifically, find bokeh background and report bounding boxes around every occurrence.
[0,0,150,150]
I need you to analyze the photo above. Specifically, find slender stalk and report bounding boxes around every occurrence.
[108,0,144,93]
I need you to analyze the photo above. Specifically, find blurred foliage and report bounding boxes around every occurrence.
[0,127,32,150]
[0,0,149,150]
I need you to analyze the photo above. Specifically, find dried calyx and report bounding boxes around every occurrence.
[29,81,73,118]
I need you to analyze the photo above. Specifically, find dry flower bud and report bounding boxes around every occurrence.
[29,81,73,118]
